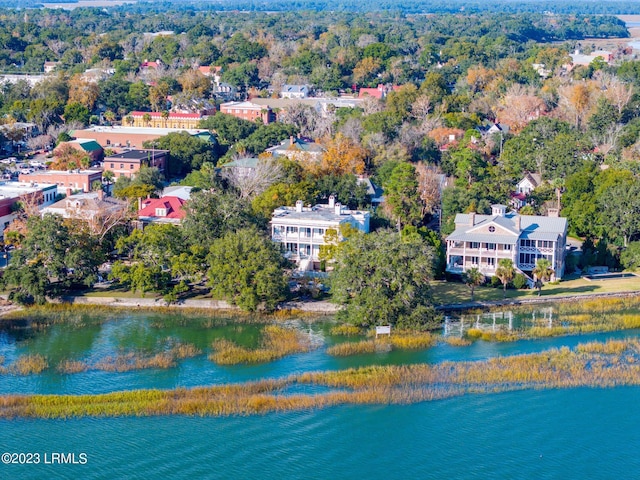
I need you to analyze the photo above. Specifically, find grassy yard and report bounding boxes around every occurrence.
[431,275,640,306]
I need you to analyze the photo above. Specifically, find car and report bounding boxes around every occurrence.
[20,168,33,175]
[0,157,16,165]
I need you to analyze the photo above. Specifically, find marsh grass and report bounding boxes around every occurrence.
[209,325,310,365]
[443,337,473,347]
[5,339,640,418]
[6,354,49,375]
[326,340,378,356]
[326,333,435,357]
[329,324,363,336]
[55,342,202,374]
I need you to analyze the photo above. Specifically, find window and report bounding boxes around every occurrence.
[300,227,311,238]
[470,242,480,249]
[313,228,325,236]
[485,243,496,250]
[520,239,535,248]
[487,258,495,266]
[470,256,479,265]
[488,226,495,232]
[130,164,134,169]
[504,244,512,250]
[286,226,298,234]
[538,240,553,248]
[285,243,298,253]
[155,207,167,217]
[120,164,124,169]
[110,163,114,168]
[519,253,535,265]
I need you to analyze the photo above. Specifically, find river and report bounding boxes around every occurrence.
[1,308,639,479]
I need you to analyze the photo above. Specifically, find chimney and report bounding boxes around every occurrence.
[547,208,559,218]
[290,135,294,145]
[469,212,475,226]
[334,202,342,215]
[96,189,104,200]
[328,195,335,208]
[137,197,143,211]
[295,200,303,212]
[514,215,521,231]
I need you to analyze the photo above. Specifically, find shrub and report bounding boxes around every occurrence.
[513,273,529,289]
[490,276,503,288]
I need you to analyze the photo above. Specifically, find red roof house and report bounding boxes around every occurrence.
[137,196,187,226]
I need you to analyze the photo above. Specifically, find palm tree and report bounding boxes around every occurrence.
[125,115,134,127]
[495,258,515,299]
[104,110,116,124]
[161,110,170,128]
[462,267,485,302]
[532,258,554,296]
[551,177,564,210]
[142,113,152,127]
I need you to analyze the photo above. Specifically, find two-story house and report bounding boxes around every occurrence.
[271,196,370,271]
[445,204,567,279]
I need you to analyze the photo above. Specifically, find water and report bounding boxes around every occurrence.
[2,308,640,478]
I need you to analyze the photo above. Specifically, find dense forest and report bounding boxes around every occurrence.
[2,0,640,14]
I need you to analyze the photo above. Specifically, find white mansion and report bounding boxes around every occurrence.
[271,196,370,270]
[446,204,567,279]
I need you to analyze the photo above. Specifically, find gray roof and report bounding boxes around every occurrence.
[272,204,369,225]
[449,212,567,243]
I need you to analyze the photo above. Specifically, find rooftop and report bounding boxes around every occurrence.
[0,181,57,198]
[272,202,370,225]
[74,126,209,136]
[105,149,168,161]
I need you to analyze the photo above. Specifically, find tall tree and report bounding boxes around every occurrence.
[331,229,439,330]
[207,227,287,311]
[383,162,423,231]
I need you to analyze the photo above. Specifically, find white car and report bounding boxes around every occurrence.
[0,157,16,165]
[20,168,33,175]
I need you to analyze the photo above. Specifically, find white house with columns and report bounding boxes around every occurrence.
[271,196,370,270]
[445,204,567,279]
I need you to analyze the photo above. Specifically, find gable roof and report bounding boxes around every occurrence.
[519,172,542,188]
[138,196,186,219]
[448,211,567,243]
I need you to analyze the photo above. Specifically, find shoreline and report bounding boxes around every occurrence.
[2,288,640,318]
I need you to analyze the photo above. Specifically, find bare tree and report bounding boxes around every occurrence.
[415,163,442,216]
[223,158,284,200]
[592,123,624,158]
[595,72,634,115]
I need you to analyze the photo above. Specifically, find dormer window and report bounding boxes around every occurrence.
[489,226,495,232]
[155,207,167,217]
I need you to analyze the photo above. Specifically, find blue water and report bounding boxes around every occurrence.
[2,387,640,479]
[2,310,640,478]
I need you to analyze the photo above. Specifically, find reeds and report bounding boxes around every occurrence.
[1,354,49,375]
[208,325,310,365]
[443,337,473,347]
[326,333,435,356]
[55,342,202,374]
[5,338,640,419]
[326,340,379,356]
[329,324,363,336]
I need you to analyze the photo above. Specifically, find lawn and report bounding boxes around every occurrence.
[431,275,640,306]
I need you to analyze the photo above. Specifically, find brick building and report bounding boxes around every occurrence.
[126,111,206,129]
[72,126,212,149]
[19,169,102,196]
[103,149,169,178]
[219,101,275,124]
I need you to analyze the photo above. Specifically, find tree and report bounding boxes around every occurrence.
[532,258,554,296]
[63,102,90,125]
[462,267,484,302]
[316,133,366,176]
[495,258,515,298]
[222,157,283,200]
[598,181,640,247]
[207,227,287,311]
[146,132,216,176]
[383,162,423,231]
[3,215,103,304]
[331,229,439,330]
[621,242,640,271]
[183,190,258,247]
[68,74,99,110]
